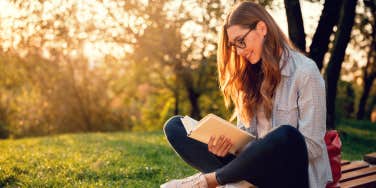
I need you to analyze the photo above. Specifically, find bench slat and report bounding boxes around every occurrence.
[342,160,351,166]
[341,161,369,173]
[340,173,376,188]
[340,166,376,183]
[364,152,376,165]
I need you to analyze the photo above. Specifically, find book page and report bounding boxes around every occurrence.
[189,113,255,154]
[180,116,198,134]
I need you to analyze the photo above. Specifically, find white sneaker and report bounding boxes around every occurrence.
[216,180,256,188]
[160,172,208,188]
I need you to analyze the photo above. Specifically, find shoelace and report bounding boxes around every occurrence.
[181,174,204,188]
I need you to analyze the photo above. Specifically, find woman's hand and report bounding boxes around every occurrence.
[208,135,233,157]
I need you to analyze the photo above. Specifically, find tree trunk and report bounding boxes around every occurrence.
[0,93,10,139]
[357,0,376,119]
[284,0,306,52]
[309,0,342,70]
[67,60,92,131]
[325,0,357,130]
[174,89,180,115]
[357,44,376,120]
[356,42,376,120]
[357,76,375,119]
[187,88,201,119]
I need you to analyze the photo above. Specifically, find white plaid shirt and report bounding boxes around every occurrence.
[237,48,333,188]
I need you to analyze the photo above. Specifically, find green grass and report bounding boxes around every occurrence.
[0,132,197,187]
[337,119,376,161]
[0,119,374,187]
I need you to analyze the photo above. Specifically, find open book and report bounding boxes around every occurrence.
[180,113,255,155]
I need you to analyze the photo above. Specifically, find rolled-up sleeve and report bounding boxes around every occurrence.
[236,112,257,136]
[297,63,327,160]
[236,112,245,128]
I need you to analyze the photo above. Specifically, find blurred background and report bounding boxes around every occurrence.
[0,0,375,139]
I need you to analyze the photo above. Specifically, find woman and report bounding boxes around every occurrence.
[161,2,332,188]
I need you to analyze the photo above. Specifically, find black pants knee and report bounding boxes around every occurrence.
[215,125,309,188]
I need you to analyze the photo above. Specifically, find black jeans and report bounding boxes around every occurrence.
[163,115,309,188]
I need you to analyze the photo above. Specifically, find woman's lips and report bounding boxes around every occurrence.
[246,51,254,60]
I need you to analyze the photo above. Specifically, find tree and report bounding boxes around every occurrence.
[325,0,357,129]
[130,0,227,119]
[356,0,376,119]
[0,0,137,137]
[284,0,306,51]
[309,0,342,70]
[284,0,358,129]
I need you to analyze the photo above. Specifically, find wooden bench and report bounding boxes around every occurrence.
[340,152,376,188]
[364,152,376,165]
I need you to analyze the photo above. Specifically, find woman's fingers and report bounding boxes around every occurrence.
[218,138,233,156]
[209,135,221,154]
[216,135,225,147]
[212,136,224,155]
[208,136,215,152]
[208,135,232,157]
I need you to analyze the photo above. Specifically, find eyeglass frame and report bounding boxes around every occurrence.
[227,22,259,50]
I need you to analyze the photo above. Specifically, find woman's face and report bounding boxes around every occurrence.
[226,21,267,64]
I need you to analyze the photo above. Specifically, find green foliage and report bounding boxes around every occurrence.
[0,120,9,139]
[132,89,176,131]
[0,53,134,138]
[0,0,373,138]
[335,80,355,119]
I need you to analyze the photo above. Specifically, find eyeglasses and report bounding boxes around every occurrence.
[227,22,258,49]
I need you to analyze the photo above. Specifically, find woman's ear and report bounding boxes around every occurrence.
[257,21,267,37]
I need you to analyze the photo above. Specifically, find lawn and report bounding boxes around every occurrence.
[0,132,197,187]
[0,119,375,187]
[337,119,376,160]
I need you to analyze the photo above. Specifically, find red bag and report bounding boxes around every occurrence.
[325,130,342,188]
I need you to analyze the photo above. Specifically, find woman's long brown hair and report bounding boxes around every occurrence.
[217,2,294,126]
